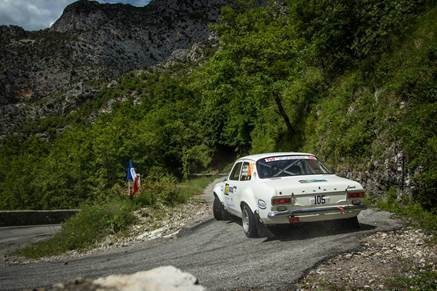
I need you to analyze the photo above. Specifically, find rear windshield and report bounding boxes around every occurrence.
[256,155,332,179]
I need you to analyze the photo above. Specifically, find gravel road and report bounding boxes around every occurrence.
[0,181,402,290]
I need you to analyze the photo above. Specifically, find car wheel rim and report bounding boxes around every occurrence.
[242,208,249,233]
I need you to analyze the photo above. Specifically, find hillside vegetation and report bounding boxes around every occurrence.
[0,0,435,212]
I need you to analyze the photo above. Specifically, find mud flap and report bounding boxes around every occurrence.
[254,210,272,237]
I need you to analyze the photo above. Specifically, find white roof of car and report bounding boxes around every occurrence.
[238,152,314,161]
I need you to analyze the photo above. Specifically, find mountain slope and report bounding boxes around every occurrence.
[0,0,229,136]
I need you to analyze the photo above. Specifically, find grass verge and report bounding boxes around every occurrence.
[177,176,218,197]
[376,201,437,234]
[17,199,135,259]
[16,176,217,259]
[385,267,437,290]
[366,188,437,234]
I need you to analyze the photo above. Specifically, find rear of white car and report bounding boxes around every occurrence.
[213,152,366,237]
[257,175,366,225]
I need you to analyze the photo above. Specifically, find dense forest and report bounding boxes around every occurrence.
[0,0,435,211]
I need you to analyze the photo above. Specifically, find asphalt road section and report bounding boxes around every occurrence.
[1,184,401,290]
[0,225,61,264]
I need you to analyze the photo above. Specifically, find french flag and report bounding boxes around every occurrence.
[127,160,140,194]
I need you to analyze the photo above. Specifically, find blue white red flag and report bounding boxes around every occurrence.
[127,160,137,182]
[127,160,140,194]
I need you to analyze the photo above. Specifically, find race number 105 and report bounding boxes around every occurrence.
[314,194,326,205]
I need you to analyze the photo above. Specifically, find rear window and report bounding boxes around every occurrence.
[256,155,332,179]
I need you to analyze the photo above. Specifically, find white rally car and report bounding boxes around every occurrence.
[213,152,366,237]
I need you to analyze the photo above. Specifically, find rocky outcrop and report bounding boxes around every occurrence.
[52,266,205,291]
[337,141,413,200]
[0,0,230,136]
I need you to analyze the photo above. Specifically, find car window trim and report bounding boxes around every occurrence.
[229,161,243,181]
[240,161,252,181]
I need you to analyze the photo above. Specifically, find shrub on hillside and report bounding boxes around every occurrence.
[135,175,181,206]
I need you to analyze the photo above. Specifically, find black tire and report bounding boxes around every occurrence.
[241,204,259,238]
[213,195,229,221]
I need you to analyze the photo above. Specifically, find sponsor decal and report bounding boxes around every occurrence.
[299,179,327,183]
[258,199,267,209]
[264,155,316,162]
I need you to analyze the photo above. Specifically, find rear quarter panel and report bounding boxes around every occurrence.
[240,181,274,215]
[239,187,257,214]
[213,181,226,202]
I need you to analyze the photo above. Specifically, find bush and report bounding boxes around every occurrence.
[135,175,180,206]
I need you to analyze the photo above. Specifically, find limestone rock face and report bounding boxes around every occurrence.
[0,0,229,136]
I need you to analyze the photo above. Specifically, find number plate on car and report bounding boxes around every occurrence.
[313,195,326,205]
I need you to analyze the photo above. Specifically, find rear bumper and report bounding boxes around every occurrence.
[263,204,366,224]
[268,204,366,218]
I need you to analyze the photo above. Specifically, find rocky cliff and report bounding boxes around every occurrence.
[0,0,229,136]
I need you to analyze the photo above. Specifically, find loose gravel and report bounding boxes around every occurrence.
[298,227,437,290]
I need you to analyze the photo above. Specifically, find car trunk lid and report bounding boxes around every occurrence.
[262,175,359,207]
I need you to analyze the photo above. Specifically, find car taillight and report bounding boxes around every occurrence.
[347,191,365,199]
[272,197,292,205]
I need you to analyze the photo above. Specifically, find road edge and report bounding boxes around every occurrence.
[177,177,224,237]
[292,209,404,286]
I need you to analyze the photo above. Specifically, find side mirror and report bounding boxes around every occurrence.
[223,177,228,182]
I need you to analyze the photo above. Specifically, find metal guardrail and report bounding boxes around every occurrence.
[0,209,79,227]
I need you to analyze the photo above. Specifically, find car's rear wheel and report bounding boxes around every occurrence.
[213,195,229,220]
[241,204,259,238]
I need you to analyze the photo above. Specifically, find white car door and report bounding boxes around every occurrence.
[224,161,242,215]
[234,161,253,209]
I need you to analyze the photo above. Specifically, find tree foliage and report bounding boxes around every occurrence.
[0,0,435,210]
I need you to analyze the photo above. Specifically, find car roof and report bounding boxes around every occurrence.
[237,152,314,162]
